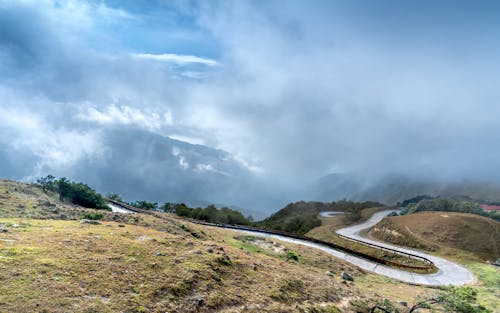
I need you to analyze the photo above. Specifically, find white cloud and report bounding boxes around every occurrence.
[168,134,205,145]
[79,105,173,131]
[178,156,189,169]
[132,53,218,66]
[0,105,104,178]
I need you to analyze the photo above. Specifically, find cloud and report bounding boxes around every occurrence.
[0,103,105,179]
[79,105,173,132]
[2,0,500,211]
[132,53,218,66]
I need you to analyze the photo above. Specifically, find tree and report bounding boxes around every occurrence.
[37,176,110,211]
[36,174,57,193]
[130,200,158,211]
[106,193,123,202]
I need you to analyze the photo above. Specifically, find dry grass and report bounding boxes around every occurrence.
[0,179,445,313]
[2,179,498,312]
[368,211,500,261]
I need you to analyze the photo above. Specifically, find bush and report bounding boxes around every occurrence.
[35,176,110,211]
[58,178,110,210]
[284,251,300,261]
[83,213,104,220]
[163,203,253,225]
[129,200,158,211]
[401,198,499,221]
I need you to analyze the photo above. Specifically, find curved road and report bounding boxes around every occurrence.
[319,211,345,218]
[109,201,474,286]
[232,210,474,286]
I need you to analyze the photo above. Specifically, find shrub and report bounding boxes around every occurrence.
[83,213,104,220]
[163,203,253,225]
[129,200,158,211]
[35,176,110,211]
[284,250,300,261]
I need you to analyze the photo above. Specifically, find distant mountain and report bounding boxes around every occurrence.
[2,127,281,213]
[76,128,281,211]
[309,173,500,205]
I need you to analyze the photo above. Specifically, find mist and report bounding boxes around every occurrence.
[1,0,500,212]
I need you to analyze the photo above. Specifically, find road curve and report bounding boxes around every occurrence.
[231,210,474,286]
[319,211,345,218]
[108,201,474,286]
[334,210,474,285]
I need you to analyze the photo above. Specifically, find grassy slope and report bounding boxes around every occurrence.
[368,212,500,261]
[0,179,442,313]
[366,211,500,311]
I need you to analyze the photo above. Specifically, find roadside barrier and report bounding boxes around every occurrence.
[106,200,435,272]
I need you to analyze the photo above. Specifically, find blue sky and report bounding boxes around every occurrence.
[1,0,500,199]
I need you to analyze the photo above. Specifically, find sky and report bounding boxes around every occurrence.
[1,0,500,208]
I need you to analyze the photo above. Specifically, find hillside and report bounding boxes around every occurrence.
[367,212,500,261]
[1,178,458,313]
[258,201,383,234]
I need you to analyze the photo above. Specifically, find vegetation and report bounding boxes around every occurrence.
[259,200,383,235]
[163,203,253,225]
[399,198,500,221]
[36,175,110,210]
[397,195,434,207]
[82,212,104,220]
[130,200,159,211]
[0,178,496,312]
[370,286,491,313]
[106,193,123,202]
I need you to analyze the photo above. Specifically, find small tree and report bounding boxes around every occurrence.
[36,174,57,193]
[106,193,123,202]
[130,200,158,211]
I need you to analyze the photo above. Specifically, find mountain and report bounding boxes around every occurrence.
[2,127,281,213]
[309,174,500,205]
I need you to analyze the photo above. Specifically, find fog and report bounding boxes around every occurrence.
[1,1,500,212]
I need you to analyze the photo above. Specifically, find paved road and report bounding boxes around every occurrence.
[335,210,474,285]
[108,202,135,214]
[109,201,474,286]
[233,210,474,286]
[319,211,345,218]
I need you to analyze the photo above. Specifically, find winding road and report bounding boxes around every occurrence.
[108,201,474,286]
[229,210,474,286]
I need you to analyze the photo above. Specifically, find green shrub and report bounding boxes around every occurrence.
[284,250,300,261]
[35,176,110,211]
[401,198,499,221]
[163,203,253,225]
[83,213,104,220]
